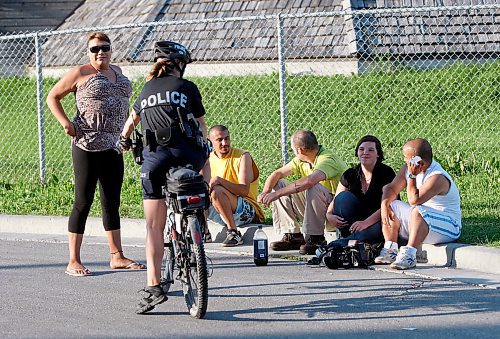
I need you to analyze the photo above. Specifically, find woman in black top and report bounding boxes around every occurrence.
[326,135,396,244]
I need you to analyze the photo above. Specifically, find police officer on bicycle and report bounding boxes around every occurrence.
[119,41,209,314]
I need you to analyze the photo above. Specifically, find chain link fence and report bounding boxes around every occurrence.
[0,5,498,190]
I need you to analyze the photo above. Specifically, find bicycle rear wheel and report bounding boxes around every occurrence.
[182,215,208,319]
[161,232,175,294]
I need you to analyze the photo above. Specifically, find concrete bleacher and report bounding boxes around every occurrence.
[206,220,338,245]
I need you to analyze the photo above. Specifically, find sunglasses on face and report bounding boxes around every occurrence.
[89,45,111,53]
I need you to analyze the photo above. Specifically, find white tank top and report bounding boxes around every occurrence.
[408,160,461,225]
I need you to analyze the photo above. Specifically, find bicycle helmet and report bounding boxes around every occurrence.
[153,41,192,64]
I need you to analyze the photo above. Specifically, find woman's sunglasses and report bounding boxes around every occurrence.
[89,45,111,53]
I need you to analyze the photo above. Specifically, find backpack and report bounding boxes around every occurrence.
[164,165,209,213]
[316,239,381,269]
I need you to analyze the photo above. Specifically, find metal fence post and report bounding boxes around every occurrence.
[34,33,46,184]
[277,14,288,165]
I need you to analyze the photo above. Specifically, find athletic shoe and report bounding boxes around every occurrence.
[136,285,168,314]
[305,256,322,267]
[270,233,305,251]
[374,247,398,264]
[390,246,417,270]
[222,229,243,247]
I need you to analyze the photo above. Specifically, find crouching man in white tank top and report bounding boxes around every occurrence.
[374,138,461,270]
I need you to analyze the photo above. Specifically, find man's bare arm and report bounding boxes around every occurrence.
[261,165,293,194]
[258,169,325,206]
[381,166,406,226]
[275,169,326,198]
[210,152,254,197]
[382,166,406,203]
[257,165,293,206]
[407,174,450,206]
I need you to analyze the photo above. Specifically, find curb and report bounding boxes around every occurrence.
[1,214,499,276]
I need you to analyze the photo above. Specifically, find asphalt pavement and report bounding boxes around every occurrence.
[1,238,500,338]
[1,214,500,289]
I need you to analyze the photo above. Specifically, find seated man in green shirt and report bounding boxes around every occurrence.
[258,129,348,254]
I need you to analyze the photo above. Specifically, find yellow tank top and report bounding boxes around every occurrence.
[209,147,264,222]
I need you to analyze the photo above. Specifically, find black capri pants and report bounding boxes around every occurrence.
[68,144,124,234]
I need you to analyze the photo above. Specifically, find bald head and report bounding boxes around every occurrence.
[209,124,228,137]
[291,129,319,152]
[403,138,433,162]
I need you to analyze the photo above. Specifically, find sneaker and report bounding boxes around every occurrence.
[390,246,416,270]
[299,235,326,255]
[136,285,168,314]
[270,233,305,251]
[305,256,322,267]
[374,247,398,264]
[222,229,243,247]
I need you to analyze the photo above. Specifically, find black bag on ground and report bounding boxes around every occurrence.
[320,240,381,269]
[164,165,209,213]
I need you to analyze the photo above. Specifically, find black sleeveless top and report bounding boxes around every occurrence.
[339,162,396,219]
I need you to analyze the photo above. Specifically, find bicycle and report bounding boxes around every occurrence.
[160,165,209,319]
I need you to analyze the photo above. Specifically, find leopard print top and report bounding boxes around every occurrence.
[73,69,132,151]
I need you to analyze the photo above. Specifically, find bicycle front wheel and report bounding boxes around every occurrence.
[182,215,208,319]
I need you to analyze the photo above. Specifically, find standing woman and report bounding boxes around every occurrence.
[47,32,144,277]
[119,41,209,314]
[326,135,396,243]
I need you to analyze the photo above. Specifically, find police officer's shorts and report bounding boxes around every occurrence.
[141,144,207,200]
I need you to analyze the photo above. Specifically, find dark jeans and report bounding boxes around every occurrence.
[332,191,383,244]
[68,145,124,234]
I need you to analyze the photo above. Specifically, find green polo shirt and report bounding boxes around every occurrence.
[287,146,348,193]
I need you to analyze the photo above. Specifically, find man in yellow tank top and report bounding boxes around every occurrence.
[208,125,265,247]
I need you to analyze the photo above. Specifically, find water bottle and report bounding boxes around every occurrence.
[253,225,268,266]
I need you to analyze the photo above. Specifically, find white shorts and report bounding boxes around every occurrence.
[390,200,461,244]
[208,196,256,227]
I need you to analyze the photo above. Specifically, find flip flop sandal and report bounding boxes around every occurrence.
[110,261,146,270]
[125,262,146,269]
[65,268,92,277]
